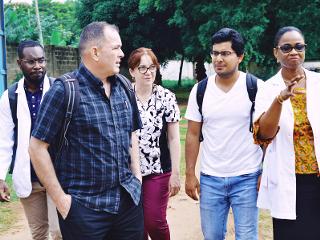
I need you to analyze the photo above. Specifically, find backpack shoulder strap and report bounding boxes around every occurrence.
[48,77,55,85]
[54,72,79,156]
[8,82,18,126]
[116,74,134,98]
[8,82,19,174]
[196,77,208,142]
[116,74,143,129]
[246,73,258,132]
[116,73,136,106]
[196,77,208,116]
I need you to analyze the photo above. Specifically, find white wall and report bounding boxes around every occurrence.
[160,60,214,80]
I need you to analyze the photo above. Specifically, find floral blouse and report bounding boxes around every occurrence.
[253,88,318,174]
[135,85,180,177]
[291,89,318,174]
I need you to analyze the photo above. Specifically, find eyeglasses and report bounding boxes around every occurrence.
[137,65,157,74]
[20,58,46,66]
[210,50,235,58]
[276,43,307,53]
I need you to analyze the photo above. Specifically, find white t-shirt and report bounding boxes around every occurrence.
[185,71,263,177]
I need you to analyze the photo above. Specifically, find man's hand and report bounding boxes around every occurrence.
[257,174,262,191]
[185,174,200,201]
[0,179,10,202]
[56,194,72,220]
[169,172,180,197]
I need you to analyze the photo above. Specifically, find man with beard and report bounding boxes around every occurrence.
[185,28,263,240]
[0,40,62,240]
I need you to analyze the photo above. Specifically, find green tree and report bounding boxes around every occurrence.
[76,0,182,83]
[143,0,271,79]
[5,0,80,46]
[77,0,320,80]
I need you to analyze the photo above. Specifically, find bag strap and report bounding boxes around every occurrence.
[196,77,208,142]
[48,77,55,85]
[116,74,135,101]
[8,82,18,174]
[116,74,142,129]
[196,77,208,116]
[54,72,79,158]
[246,73,258,133]
[195,73,258,142]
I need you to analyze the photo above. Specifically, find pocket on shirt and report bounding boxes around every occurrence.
[113,101,132,132]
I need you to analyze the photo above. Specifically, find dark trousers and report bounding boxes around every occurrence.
[273,174,320,240]
[58,189,144,240]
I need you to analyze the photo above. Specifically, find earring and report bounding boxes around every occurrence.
[132,76,135,82]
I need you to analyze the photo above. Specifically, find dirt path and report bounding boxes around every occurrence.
[0,182,271,240]
[0,202,32,240]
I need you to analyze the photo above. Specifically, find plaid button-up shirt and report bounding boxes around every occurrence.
[32,64,142,213]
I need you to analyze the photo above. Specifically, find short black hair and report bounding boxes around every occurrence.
[211,28,245,56]
[274,26,304,47]
[78,21,119,56]
[17,40,44,59]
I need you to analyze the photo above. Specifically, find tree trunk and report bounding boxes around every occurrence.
[177,54,184,87]
[34,0,43,46]
[194,57,207,82]
[155,68,162,86]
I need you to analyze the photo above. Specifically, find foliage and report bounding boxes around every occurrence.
[74,0,320,79]
[141,0,271,77]
[76,0,182,66]
[4,0,80,46]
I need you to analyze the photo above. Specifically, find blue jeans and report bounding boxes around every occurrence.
[200,170,261,240]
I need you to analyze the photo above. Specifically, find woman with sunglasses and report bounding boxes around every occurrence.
[254,26,320,239]
[128,47,181,240]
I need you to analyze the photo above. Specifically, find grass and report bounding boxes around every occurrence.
[162,79,195,104]
[0,174,18,233]
[162,78,196,90]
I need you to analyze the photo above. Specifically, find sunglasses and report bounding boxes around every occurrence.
[276,43,307,53]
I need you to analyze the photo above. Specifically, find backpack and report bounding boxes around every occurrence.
[51,72,136,160]
[196,73,258,142]
[8,77,55,174]
[8,73,135,173]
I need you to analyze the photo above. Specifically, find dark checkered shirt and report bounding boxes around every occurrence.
[32,64,142,213]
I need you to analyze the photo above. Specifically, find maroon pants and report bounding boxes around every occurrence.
[142,172,171,240]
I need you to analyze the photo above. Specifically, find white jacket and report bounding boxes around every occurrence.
[0,76,51,198]
[255,69,320,219]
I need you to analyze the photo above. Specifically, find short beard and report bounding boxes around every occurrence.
[24,72,45,87]
[216,66,238,79]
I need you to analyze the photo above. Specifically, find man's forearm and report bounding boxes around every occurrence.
[29,137,65,205]
[185,132,200,176]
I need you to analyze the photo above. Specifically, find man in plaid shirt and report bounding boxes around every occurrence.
[29,22,143,240]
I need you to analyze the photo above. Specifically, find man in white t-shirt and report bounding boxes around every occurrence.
[185,28,263,240]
